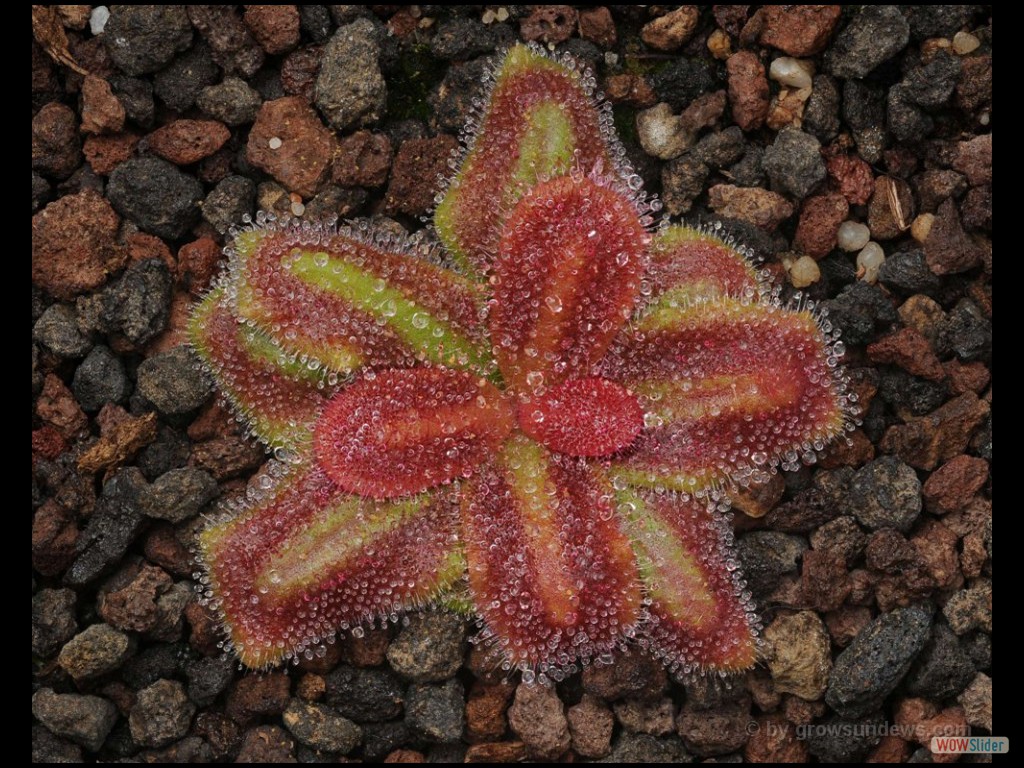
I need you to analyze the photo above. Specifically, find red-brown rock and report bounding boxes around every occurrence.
[952,133,992,187]
[466,681,514,743]
[81,75,125,135]
[247,96,336,198]
[943,360,990,395]
[281,45,322,101]
[880,392,990,470]
[911,519,961,591]
[32,189,128,300]
[98,561,174,633]
[520,6,578,45]
[925,198,982,275]
[744,713,809,762]
[83,132,139,175]
[384,135,459,216]
[333,130,393,188]
[922,455,989,515]
[824,606,872,648]
[794,193,849,259]
[760,5,841,56]
[36,374,88,440]
[867,327,945,381]
[604,73,657,107]
[578,7,616,48]
[642,6,700,51]
[801,549,850,612]
[244,5,300,55]
[32,500,79,577]
[465,742,526,763]
[708,184,794,229]
[727,51,768,132]
[148,119,231,165]
[227,672,292,725]
[176,237,223,296]
[827,153,874,206]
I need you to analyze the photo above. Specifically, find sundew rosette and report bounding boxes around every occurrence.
[190,44,855,680]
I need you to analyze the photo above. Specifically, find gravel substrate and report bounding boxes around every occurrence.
[33,5,992,763]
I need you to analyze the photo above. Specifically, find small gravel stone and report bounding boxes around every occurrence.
[136,346,211,415]
[837,220,871,252]
[107,157,203,240]
[943,580,991,635]
[661,156,709,216]
[406,679,465,744]
[856,241,885,283]
[878,250,941,295]
[642,6,699,51]
[73,345,129,412]
[108,74,155,129]
[826,605,933,718]
[58,622,134,681]
[324,665,405,722]
[282,698,362,754]
[825,5,911,79]
[941,299,992,363]
[100,258,173,346]
[430,17,498,60]
[676,696,751,756]
[844,456,922,532]
[508,682,570,760]
[769,57,813,89]
[708,184,794,229]
[32,102,82,179]
[386,611,465,683]
[248,96,336,198]
[735,531,806,596]
[186,5,264,77]
[958,673,992,732]
[185,655,235,707]
[581,651,668,701]
[806,711,885,762]
[567,694,614,758]
[65,467,148,587]
[153,42,219,112]
[649,57,717,112]
[726,51,768,132]
[244,5,301,55]
[762,127,826,199]
[202,175,256,234]
[601,732,692,763]
[148,119,229,165]
[129,679,195,748]
[32,588,78,658]
[824,281,897,346]
[906,621,975,699]
[315,19,386,130]
[32,688,118,753]
[760,5,842,56]
[612,697,676,736]
[235,723,295,761]
[32,724,83,763]
[140,467,218,523]
[764,611,832,700]
[197,77,262,126]
[384,134,459,216]
[102,6,193,76]
[33,304,90,358]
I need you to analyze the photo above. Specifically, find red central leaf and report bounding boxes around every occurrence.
[490,175,647,393]
[314,367,515,499]
[517,376,644,457]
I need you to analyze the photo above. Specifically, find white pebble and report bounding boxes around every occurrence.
[90,6,110,35]
[769,57,814,89]
[856,241,885,283]
[952,31,980,55]
[910,213,934,243]
[837,220,871,252]
[268,137,283,150]
[789,255,821,288]
[291,201,305,217]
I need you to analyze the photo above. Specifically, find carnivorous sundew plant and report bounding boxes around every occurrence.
[190,43,855,682]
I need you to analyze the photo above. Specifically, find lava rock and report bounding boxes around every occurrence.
[940,299,992,362]
[32,724,83,763]
[508,681,570,760]
[197,77,262,126]
[735,531,806,596]
[826,604,933,718]
[806,711,886,761]
[877,250,940,295]
[202,175,256,234]
[65,467,148,587]
[825,5,910,79]
[804,74,842,143]
[824,281,897,346]
[33,304,91,358]
[31,588,78,658]
[600,732,692,763]
[763,611,833,700]
[324,665,405,722]
[153,42,219,112]
[762,127,826,199]
[906,621,976,699]
[386,611,465,683]
[315,19,386,130]
[100,259,173,346]
[58,622,134,681]
[102,6,193,76]
[406,679,465,744]
[109,74,156,128]
[73,345,130,411]
[32,688,118,753]
[185,655,235,707]
[32,102,82,178]
[107,157,203,240]
[649,58,717,112]
[136,346,211,415]
[282,698,362,754]
[844,456,922,532]
[431,17,498,60]
[140,467,218,523]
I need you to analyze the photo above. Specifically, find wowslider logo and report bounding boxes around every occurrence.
[931,736,1008,755]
